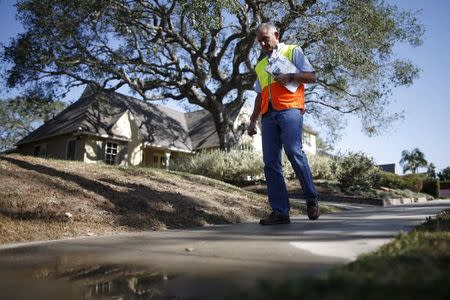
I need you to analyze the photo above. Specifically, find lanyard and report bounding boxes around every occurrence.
[267,43,285,105]
[268,75,273,104]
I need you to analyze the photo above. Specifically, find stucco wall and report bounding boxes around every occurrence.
[111,110,133,139]
[17,134,86,161]
[84,137,104,163]
[113,110,143,166]
[16,143,35,156]
[83,137,139,166]
[83,111,143,166]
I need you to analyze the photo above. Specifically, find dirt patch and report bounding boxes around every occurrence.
[0,154,276,244]
[1,154,335,245]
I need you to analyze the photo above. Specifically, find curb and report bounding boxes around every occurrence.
[294,193,430,206]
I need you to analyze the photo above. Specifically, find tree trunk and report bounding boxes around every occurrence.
[212,103,230,151]
[210,101,243,151]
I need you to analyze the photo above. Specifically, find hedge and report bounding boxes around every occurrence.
[440,181,450,190]
[336,152,381,189]
[378,172,432,194]
[400,173,427,193]
[421,177,440,198]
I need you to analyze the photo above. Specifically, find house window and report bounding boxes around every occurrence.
[105,142,118,165]
[67,139,76,160]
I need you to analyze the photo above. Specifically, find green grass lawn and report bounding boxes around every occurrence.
[242,209,450,300]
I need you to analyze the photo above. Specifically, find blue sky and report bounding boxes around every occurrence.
[1,0,449,174]
[332,0,450,174]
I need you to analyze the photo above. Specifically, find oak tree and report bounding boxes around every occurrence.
[1,0,424,149]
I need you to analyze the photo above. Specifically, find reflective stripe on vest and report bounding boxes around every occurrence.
[255,44,305,115]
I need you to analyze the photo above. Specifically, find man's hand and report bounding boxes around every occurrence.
[247,121,257,136]
[275,72,317,84]
[274,73,293,85]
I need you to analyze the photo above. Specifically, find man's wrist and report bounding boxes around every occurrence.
[289,73,295,82]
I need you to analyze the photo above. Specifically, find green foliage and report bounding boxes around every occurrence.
[377,171,427,193]
[281,153,338,181]
[401,173,426,193]
[281,153,295,180]
[336,152,381,189]
[399,148,428,174]
[171,149,264,183]
[438,167,450,181]
[421,177,440,198]
[313,135,334,153]
[378,171,439,196]
[172,149,338,183]
[417,209,450,231]
[178,0,240,35]
[377,171,403,189]
[427,163,437,178]
[307,153,338,180]
[235,210,450,300]
[0,92,65,151]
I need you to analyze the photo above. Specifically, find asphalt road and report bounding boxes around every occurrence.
[1,200,449,300]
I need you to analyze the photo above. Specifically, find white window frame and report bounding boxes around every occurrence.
[105,141,118,165]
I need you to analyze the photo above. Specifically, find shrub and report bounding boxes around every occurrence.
[307,153,338,180]
[281,152,337,181]
[171,149,264,183]
[440,181,450,190]
[336,152,381,189]
[173,149,338,183]
[401,173,426,193]
[378,171,435,194]
[421,177,440,198]
[281,153,296,180]
[377,171,405,189]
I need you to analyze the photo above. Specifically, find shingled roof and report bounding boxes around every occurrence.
[16,86,241,152]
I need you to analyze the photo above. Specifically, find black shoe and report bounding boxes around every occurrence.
[307,199,320,220]
[260,211,290,225]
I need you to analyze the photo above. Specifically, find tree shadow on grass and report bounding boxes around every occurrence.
[0,156,232,229]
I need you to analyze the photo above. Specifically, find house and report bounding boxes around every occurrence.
[15,86,319,168]
[377,163,396,173]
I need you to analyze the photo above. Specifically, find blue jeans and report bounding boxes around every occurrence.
[261,107,317,215]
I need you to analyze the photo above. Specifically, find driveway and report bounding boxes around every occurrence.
[1,200,449,299]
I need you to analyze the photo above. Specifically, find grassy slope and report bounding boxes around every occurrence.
[0,154,336,244]
[247,209,450,300]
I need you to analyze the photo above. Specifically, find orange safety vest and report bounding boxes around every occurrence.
[255,44,305,115]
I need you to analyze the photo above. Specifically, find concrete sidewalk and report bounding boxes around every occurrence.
[1,200,449,299]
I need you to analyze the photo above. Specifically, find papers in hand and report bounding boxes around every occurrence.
[265,55,300,93]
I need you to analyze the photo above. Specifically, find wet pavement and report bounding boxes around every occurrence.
[1,200,449,299]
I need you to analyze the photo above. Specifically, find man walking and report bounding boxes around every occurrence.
[248,22,319,225]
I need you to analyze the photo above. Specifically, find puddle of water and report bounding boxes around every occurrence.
[0,263,259,300]
[54,264,178,299]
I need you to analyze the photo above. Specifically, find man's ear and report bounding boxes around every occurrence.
[274,31,280,40]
